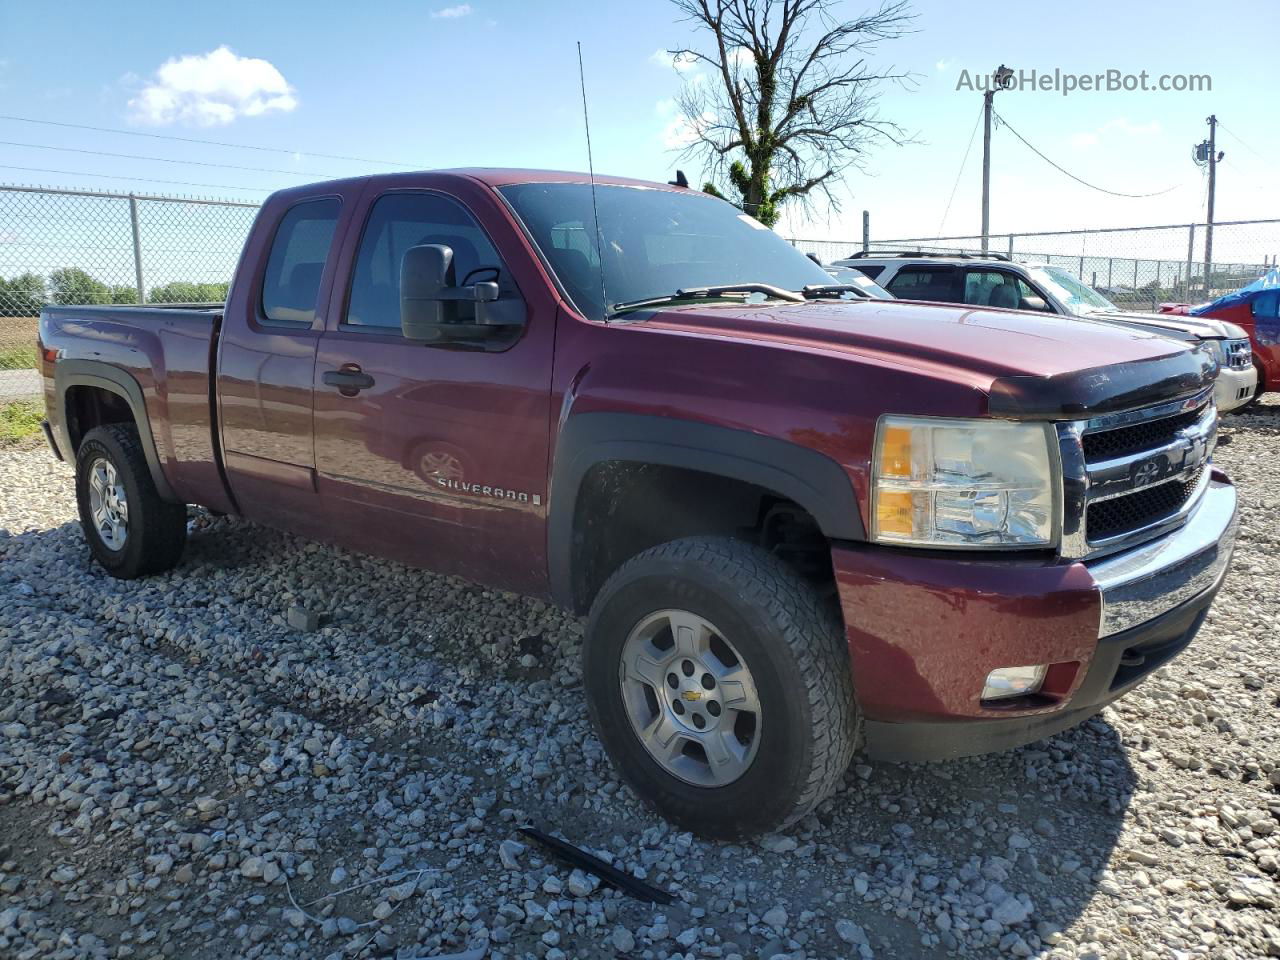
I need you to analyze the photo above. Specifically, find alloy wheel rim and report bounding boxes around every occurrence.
[618,609,762,787]
[88,457,128,551]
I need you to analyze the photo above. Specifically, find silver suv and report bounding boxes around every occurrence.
[833,252,1257,413]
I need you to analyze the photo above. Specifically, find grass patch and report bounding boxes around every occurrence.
[0,344,37,370]
[0,400,44,446]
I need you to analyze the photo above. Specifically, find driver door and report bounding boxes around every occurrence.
[311,188,556,595]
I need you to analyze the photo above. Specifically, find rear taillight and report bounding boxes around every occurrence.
[41,346,59,364]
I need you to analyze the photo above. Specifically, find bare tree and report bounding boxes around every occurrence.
[667,0,913,227]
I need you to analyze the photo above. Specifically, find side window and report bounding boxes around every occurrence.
[260,199,340,325]
[851,265,885,280]
[964,270,1046,310]
[346,192,511,329]
[886,267,956,301]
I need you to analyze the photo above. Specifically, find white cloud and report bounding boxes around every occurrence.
[431,4,473,18]
[650,48,698,73]
[128,46,297,127]
[1070,117,1161,151]
[655,97,713,149]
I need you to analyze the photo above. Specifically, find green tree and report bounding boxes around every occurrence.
[0,273,46,318]
[49,267,111,306]
[148,281,229,304]
[667,0,912,227]
[109,285,139,305]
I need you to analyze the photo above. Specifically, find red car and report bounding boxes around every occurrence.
[37,170,1237,837]
[1161,267,1280,401]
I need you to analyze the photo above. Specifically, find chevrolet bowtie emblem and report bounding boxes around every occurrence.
[681,690,702,702]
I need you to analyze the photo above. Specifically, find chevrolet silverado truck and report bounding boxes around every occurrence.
[39,170,1238,837]
[832,252,1258,412]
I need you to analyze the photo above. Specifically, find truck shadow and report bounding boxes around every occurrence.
[3,512,1139,959]
[808,718,1136,956]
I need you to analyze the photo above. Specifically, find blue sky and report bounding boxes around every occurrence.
[0,0,1276,250]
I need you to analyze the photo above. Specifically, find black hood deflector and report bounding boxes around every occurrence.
[989,346,1217,420]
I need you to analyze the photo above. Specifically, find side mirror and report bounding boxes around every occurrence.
[1021,295,1048,312]
[400,243,525,343]
[401,244,454,340]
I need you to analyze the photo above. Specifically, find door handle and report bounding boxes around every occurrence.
[323,368,375,392]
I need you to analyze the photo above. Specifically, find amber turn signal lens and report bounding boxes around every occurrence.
[879,426,913,477]
[875,490,916,536]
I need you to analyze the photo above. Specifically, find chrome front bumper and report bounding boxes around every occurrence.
[1088,476,1237,637]
[1215,364,1258,413]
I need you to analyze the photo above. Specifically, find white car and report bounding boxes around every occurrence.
[834,252,1258,413]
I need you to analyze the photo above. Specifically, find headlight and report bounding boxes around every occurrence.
[871,416,1057,548]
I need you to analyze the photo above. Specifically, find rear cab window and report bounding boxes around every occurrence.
[260,198,341,326]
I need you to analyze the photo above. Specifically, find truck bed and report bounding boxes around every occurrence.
[39,304,233,514]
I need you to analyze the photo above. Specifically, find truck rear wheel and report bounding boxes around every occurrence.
[584,537,859,838]
[74,424,187,579]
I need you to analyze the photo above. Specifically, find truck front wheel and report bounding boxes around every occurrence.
[74,424,187,579]
[584,537,860,838]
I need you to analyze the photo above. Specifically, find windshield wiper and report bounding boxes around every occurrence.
[608,282,804,318]
[802,283,871,299]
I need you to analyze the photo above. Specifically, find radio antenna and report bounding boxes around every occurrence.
[576,41,609,321]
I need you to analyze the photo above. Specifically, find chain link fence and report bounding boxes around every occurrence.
[791,219,1279,312]
[2,180,1277,386]
[0,185,258,387]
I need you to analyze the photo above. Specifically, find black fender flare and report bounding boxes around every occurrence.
[548,412,864,609]
[54,359,178,502]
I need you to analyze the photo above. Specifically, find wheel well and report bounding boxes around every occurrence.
[569,461,833,614]
[65,385,134,455]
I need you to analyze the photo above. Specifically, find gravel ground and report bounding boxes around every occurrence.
[1,402,1278,960]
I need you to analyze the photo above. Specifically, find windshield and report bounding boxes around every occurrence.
[826,266,893,299]
[499,182,833,319]
[1029,265,1118,314]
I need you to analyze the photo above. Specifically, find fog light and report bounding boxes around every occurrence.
[982,665,1048,701]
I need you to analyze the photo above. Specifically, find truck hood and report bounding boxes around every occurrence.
[638,298,1218,418]
[1078,308,1243,341]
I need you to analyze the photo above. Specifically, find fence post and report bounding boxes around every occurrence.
[128,195,145,305]
[1007,235,1014,259]
[862,210,869,253]
[1184,223,1196,300]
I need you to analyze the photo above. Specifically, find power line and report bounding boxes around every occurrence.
[1216,122,1270,166]
[0,138,338,179]
[993,110,1181,199]
[0,163,273,193]
[936,103,983,240]
[0,113,420,169]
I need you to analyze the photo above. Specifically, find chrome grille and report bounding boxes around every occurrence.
[1058,388,1216,559]
[1225,338,1252,369]
[1087,467,1204,541]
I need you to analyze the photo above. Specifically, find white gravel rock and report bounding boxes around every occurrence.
[1,403,1279,959]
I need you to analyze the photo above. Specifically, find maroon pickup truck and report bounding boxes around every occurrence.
[39,170,1238,837]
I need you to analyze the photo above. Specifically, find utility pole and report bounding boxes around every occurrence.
[1193,116,1223,298]
[1205,115,1218,297]
[980,65,1014,254]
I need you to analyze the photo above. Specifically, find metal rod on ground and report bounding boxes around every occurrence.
[128,195,145,305]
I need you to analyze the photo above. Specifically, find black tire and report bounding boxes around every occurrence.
[74,424,187,579]
[584,537,860,838]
